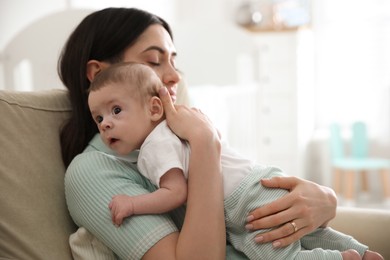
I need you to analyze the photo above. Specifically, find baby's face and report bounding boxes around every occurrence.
[88,84,153,155]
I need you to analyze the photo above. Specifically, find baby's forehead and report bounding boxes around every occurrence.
[89,84,126,104]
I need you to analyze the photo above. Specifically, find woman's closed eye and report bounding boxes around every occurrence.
[147,60,160,66]
[148,60,178,71]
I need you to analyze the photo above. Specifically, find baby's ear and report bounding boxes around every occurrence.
[149,96,164,121]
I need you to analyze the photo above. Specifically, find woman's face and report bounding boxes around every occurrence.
[121,24,180,103]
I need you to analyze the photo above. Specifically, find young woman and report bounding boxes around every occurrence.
[60,7,337,259]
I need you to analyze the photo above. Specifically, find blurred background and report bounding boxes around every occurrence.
[1,0,389,209]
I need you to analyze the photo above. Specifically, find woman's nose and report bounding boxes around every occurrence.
[162,65,181,87]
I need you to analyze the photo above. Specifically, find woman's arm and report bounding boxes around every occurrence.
[246,176,337,248]
[144,87,225,259]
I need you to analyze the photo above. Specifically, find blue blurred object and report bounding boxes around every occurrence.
[329,122,390,204]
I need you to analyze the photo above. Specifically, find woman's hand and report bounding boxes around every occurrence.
[246,176,337,248]
[159,86,219,143]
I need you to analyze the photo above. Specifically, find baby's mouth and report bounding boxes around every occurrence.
[109,138,119,145]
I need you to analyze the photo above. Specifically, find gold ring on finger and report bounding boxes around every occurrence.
[290,221,298,233]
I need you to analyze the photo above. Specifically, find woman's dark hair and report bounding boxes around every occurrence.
[58,7,173,167]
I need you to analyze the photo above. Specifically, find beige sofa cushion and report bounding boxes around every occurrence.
[0,89,76,260]
[330,207,390,260]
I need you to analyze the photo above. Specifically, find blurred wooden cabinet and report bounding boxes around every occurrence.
[253,29,315,178]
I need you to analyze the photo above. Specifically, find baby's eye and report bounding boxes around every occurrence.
[95,115,103,124]
[113,106,121,115]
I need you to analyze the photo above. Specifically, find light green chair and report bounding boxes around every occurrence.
[330,122,390,203]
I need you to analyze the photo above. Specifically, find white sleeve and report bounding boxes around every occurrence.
[137,123,189,187]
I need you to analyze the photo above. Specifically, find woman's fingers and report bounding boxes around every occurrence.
[248,196,311,245]
[265,225,310,248]
[247,183,296,228]
[158,87,219,143]
[159,86,176,117]
[260,176,299,190]
[249,205,312,247]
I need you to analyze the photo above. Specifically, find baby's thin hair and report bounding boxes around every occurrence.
[89,62,162,104]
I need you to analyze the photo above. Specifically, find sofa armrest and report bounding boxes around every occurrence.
[329,207,390,259]
[0,89,75,259]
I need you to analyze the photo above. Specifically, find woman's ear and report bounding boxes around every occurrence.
[149,96,164,121]
[86,60,109,82]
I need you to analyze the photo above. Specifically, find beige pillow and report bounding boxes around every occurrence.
[0,89,76,259]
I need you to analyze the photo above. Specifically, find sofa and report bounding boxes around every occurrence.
[0,88,389,260]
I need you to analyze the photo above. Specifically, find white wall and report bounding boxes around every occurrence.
[0,0,66,90]
[0,0,177,90]
[0,0,178,53]
[2,9,93,90]
[0,0,255,90]
[0,0,67,52]
[172,0,255,86]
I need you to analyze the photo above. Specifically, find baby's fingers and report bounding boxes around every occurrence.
[109,202,121,226]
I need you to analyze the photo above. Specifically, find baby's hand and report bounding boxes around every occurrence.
[109,194,135,226]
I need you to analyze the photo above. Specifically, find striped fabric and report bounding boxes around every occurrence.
[224,165,368,259]
[65,150,182,259]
